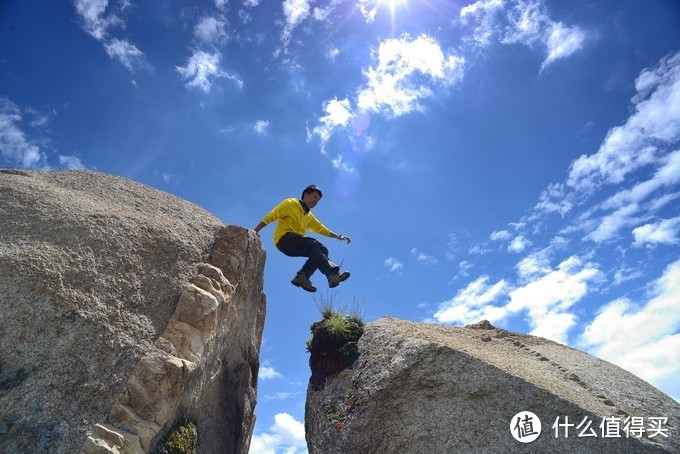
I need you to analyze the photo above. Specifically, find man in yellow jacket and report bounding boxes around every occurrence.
[253,185,351,292]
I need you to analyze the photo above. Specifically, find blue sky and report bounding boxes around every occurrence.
[2,0,679,452]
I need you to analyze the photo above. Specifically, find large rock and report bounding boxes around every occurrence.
[305,317,680,453]
[0,169,266,453]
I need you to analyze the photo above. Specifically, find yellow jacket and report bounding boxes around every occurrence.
[262,198,331,246]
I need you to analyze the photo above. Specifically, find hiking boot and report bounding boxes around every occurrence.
[291,272,317,292]
[327,271,350,288]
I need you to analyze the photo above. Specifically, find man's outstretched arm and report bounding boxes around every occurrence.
[253,221,267,236]
[329,231,351,244]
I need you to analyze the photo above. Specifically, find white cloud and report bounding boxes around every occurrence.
[176,50,243,93]
[194,16,229,45]
[541,22,586,70]
[508,256,599,343]
[243,0,261,6]
[633,217,680,247]
[282,0,311,44]
[73,0,146,71]
[357,34,465,118]
[309,34,463,172]
[516,254,551,280]
[0,98,49,169]
[250,413,307,454]
[327,48,340,61]
[384,257,403,273]
[310,98,353,153]
[535,183,573,216]
[58,155,86,170]
[502,0,546,46]
[461,0,586,70]
[460,0,504,46]
[581,260,680,384]
[585,203,640,243]
[73,0,120,40]
[411,247,438,265]
[568,52,680,190]
[254,120,270,134]
[259,366,282,380]
[490,230,512,241]
[434,276,508,324]
[357,0,380,23]
[104,38,144,71]
[508,235,530,252]
[313,0,343,22]
[459,260,474,277]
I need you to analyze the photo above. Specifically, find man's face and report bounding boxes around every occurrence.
[303,191,321,209]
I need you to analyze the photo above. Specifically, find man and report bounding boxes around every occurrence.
[253,185,351,292]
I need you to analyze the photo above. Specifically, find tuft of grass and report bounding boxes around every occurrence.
[325,312,350,336]
[307,292,366,353]
[313,291,365,325]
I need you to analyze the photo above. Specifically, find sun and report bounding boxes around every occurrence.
[383,0,408,13]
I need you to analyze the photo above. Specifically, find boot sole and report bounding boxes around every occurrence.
[328,272,350,288]
[292,280,317,292]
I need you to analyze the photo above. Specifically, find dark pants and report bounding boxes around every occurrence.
[276,233,339,278]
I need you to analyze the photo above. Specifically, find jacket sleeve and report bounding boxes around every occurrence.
[307,212,331,237]
[261,199,290,225]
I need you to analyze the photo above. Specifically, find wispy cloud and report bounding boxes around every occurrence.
[194,16,229,45]
[541,22,586,71]
[508,256,600,343]
[259,365,282,380]
[490,230,512,241]
[434,276,508,324]
[436,52,679,360]
[1,98,85,170]
[384,257,403,273]
[435,256,599,344]
[581,260,680,384]
[250,413,307,454]
[357,34,465,117]
[309,34,464,172]
[461,0,586,70]
[176,50,243,93]
[104,38,144,71]
[254,120,270,134]
[508,235,531,253]
[58,155,87,170]
[281,0,311,45]
[460,0,504,46]
[567,53,680,191]
[0,98,48,169]
[73,0,146,72]
[411,248,438,265]
[633,217,680,247]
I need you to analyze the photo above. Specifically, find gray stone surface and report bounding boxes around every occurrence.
[0,169,266,453]
[306,316,680,453]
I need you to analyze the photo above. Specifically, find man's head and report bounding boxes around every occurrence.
[301,184,322,209]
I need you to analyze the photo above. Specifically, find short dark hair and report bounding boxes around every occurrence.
[302,184,323,199]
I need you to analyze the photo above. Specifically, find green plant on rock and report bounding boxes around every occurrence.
[156,419,197,454]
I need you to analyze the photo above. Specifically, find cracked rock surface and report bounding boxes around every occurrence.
[305,316,680,453]
[0,170,266,453]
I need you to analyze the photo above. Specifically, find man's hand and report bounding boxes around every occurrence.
[338,235,351,244]
[253,221,266,237]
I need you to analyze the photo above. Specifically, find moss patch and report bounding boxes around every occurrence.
[156,419,198,454]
